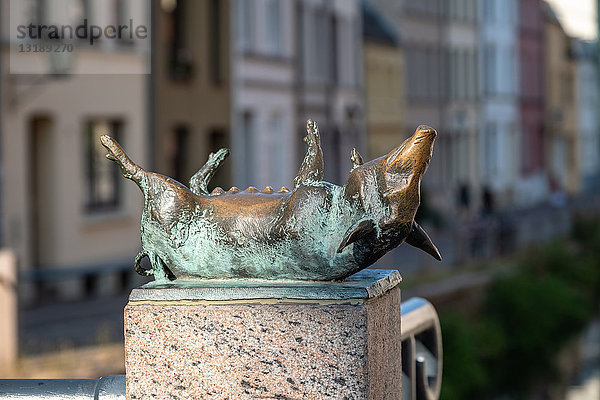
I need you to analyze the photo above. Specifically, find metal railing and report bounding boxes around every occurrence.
[0,298,442,399]
[0,375,125,399]
[400,297,443,400]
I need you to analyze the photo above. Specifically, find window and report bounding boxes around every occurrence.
[330,14,338,84]
[419,48,428,98]
[427,47,440,99]
[406,45,440,100]
[242,111,256,186]
[85,120,122,212]
[315,9,329,83]
[409,46,429,99]
[208,129,230,189]
[301,6,311,82]
[458,0,466,20]
[168,0,194,81]
[450,49,457,100]
[552,137,567,180]
[209,0,223,83]
[170,125,189,184]
[267,113,285,188]
[265,0,281,54]
[562,71,574,104]
[483,0,495,23]
[484,45,497,94]
[473,49,479,97]
[406,47,414,98]
[34,0,47,24]
[115,0,132,45]
[81,0,92,23]
[237,0,254,51]
[338,17,354,86]
[116,0,128,27]
[300,5,330,84]
[467,0,477,21]
[484,122,498,178]
[460,50,468,99]
[466,50,475,99]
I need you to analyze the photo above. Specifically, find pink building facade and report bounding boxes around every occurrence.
[518,0,547,202]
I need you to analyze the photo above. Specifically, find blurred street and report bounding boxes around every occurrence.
[20,294,128,355]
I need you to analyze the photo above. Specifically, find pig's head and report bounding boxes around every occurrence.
[339,125,438,263]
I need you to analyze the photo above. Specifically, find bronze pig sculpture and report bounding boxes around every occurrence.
[101,119,441,282]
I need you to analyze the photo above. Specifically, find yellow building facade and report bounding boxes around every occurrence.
[544,6,580,195]
[364,42,405,159]
[362,1,405,160]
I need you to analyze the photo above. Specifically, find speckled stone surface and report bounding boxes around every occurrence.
[124,270,402,399]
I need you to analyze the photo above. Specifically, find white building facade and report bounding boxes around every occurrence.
[231,0,364,188]
[478,0,521,209]
[443,0,480,216]
[232,0,297,190]
[573,39,600,192]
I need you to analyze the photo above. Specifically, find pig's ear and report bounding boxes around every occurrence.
[337,220,376,253]
[405,221,442,261]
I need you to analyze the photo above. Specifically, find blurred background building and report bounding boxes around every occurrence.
[0,0,599,397]
[0,0,151,306]
[545,3,579,196]
[3,0,598,305]
[479,0,520,211]
[152,0,231,189]
[361,0,404,160]
[153,0,364,190]
[517,0,547,206]
[573,38,600,192]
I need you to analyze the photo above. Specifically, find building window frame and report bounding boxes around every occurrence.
[84,119,123,213]
[265,0,282,55]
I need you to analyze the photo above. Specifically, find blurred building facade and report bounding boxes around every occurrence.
[478,0,520,211]
[368,0,456,214]
[517,0,548,206]
[445,0,479,216]
[364,0,597,215]
[572,39,600,192]
[544,5,579,195]
[154,0,365,189]
[293,0,365,184]
[0,0,597,307]
[232,0,296,189]
[0,0,151,304]
[153,0,231,188]
[361,0,404,160]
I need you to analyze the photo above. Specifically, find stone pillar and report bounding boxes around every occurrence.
[0,250,17,375]
[124,269,402,399]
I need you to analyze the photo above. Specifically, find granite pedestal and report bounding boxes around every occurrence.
[124,269,402,399]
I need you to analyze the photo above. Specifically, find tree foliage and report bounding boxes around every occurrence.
[440,216,600,399]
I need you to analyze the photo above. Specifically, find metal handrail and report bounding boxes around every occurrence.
[400,297,443,400]
[0,375,125,399]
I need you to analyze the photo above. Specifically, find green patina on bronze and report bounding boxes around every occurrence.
[101,119,441,282]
